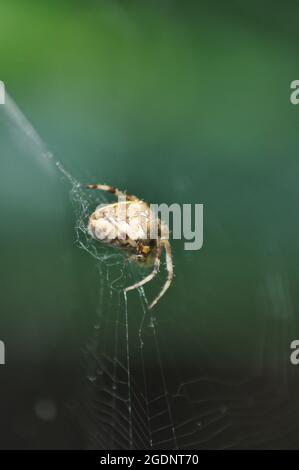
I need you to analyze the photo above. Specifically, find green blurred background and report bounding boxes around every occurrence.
[1,0,299,449]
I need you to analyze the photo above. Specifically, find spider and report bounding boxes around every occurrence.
[86,184,173,309]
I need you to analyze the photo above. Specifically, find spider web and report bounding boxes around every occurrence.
[2,93,298,450]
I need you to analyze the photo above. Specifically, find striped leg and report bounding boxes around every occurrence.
[86,183,138,201]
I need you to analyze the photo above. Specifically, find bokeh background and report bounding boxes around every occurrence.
[1,0,299,449]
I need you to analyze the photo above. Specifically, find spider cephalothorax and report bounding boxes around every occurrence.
[87,184,173,309]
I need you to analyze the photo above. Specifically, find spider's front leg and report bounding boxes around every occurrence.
[124,240,162,295]
[148,239,173,309]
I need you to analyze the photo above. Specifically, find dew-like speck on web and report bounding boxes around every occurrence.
[87,375,97,383]
[34,399,57,422]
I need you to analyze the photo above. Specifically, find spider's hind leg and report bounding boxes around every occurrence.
[86,183,138,201]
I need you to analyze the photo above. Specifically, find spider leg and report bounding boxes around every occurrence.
[124,241,162,294]
[86,183,138,201]
[148,239,173,309]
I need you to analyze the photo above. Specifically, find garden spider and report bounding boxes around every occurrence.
[87,184,173,309]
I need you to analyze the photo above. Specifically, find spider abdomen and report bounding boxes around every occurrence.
[88,200,158,259]
[86,183,173,308]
